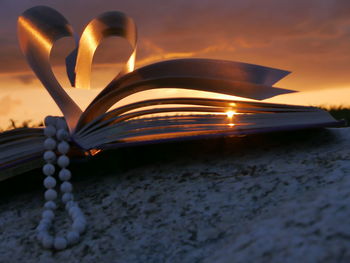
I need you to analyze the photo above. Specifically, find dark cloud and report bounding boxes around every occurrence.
[1,0,350,90]
[13,74,35,84]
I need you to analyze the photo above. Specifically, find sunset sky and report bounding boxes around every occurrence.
[1,0,350,128]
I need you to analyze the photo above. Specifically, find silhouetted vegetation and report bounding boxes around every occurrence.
[0,119,44,132]
[320,106,350,126]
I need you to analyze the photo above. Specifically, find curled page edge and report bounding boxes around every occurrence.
[76,59,295,130]
[73,11,137,90]
[17,6,82,132]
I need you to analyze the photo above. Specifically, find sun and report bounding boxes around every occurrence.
[226,110,236,118]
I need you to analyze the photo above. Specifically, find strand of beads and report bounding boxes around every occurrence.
[37,116,86,250]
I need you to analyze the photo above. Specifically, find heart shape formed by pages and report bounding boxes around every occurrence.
[18,6,294,132]
[18,6,137,131]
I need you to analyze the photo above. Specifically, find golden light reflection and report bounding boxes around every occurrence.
[125,50,136,73]
[18,17,52,52]
[226,110,236,128]
[88,149,101,156]
[136,52,194,67]
[226,110,236,118]
[82,25,99,53]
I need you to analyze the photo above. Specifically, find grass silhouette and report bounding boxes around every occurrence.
[321,106,350,126]
[0,119,43,132]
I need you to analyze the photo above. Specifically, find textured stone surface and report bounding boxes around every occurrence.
[1,128,350,262]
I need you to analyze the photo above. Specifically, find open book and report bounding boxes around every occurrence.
[0,6,344,180]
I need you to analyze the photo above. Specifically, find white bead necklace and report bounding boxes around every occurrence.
[37,116,86,250]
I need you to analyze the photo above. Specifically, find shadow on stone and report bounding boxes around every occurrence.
[0,128,337,200]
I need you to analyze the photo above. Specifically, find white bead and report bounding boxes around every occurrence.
[74,217,86,227]
[56,119,68,130]
[40,115,86,250]
[65,200,75,210]
[37,222,49,232]
[62,193,73,203]
[68,206,80,217]
[56,129,69,141]
[42,164,55,176]
[42,234,54,249]
[72,221,86,234]
[60,181,73,193]
[59,169,71,181]
[37,231,46,242]
[57,141,70,154]
[44,201,57,210]
[42,210,55,220]
[44,126,56,137]
[43,151,56,163]
[40,218,53,226]
[44,176,56,189]
[44,138,56,150]
[45,189,57,201]
[57,155,69,168]
[72,212,82,221]
[44,116,56,126]
[66,231,80,245]
[54,237,67,250]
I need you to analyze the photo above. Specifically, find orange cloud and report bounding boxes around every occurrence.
[0,95,21,115]
[1,0,350,94]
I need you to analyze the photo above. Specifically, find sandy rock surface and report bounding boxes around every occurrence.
[1,128,350,263]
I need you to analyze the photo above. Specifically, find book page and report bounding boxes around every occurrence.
[18,7,82,132]
[0,128,45,178]
[74,103,340,150]
[75,98,319,138]
[75,59,296,131]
